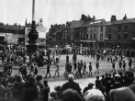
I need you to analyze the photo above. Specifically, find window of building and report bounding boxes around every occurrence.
[118,35,121,40]
[101,26,103,32]
[100,33,103,40]
[118,25,122,32]
[124,25,128,31]
[124,34,128,39]
[108,28,111,33]
[0,36,5,44]
[108,34,112,40]
[90,34,92,39]
[86,34,88,40]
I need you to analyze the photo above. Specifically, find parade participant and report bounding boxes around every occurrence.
[112,60,116,73]
[54,58,60,77]
[128,58,132,69]
[45,59,51,78]
[119,59,122,70]
[34,63,38,76]
[30,63,35,75]
[19,64,27,79]
[123,60,126,71]
[72,52,77,71]
[88,62,92,77]
[96,61,100,74]
[82,62,87,76]
[78,61,82,78]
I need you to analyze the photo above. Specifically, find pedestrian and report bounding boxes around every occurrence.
[82,62,87,77]
[119,60,122,70]
[34,64,38,76]
[123,60,126,71]
[96,61,99,74]
[45,60,51,78]
[128,58,132,70]
[78,61,82,78]
[112,60,116,73]
[54,58,60,77]
[88,62,92,77]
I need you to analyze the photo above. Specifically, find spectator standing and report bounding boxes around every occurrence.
[42,80,50,101]
[61,74,81,94]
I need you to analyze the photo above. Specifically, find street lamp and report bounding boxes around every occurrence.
[27,0,38,55]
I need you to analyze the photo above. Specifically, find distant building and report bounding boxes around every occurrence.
[68,20,90,46]
[68,19,106,47]
[105,18,135,48]
[0,23,25,46]
[87,19,106,48]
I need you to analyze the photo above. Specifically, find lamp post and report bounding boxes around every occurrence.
[27,0,38,61]
[27,0,38,52]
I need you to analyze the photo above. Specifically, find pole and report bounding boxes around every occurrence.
[32,0,35,21]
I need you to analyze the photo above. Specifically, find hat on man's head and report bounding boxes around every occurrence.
[84,89,105,101]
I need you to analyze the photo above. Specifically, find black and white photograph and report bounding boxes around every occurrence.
[0,0,135,101]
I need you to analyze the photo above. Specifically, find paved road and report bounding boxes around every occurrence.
[9,55,113,76]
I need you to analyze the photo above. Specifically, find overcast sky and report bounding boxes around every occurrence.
[0,0,135,30]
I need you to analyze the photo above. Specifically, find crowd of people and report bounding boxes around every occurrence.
[0,45,135,101]
[0,70,135,101]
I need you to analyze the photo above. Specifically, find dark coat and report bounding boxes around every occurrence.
[61,81,81,94]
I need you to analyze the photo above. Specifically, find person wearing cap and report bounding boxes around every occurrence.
[84,88,105,101]
[61,74,81,94]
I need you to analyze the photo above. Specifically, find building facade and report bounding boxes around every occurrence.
[87,19,106,48]
[0,23,25,46]
[105,18,135,48]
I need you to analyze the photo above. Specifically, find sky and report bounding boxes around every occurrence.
[0,0,135,31]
